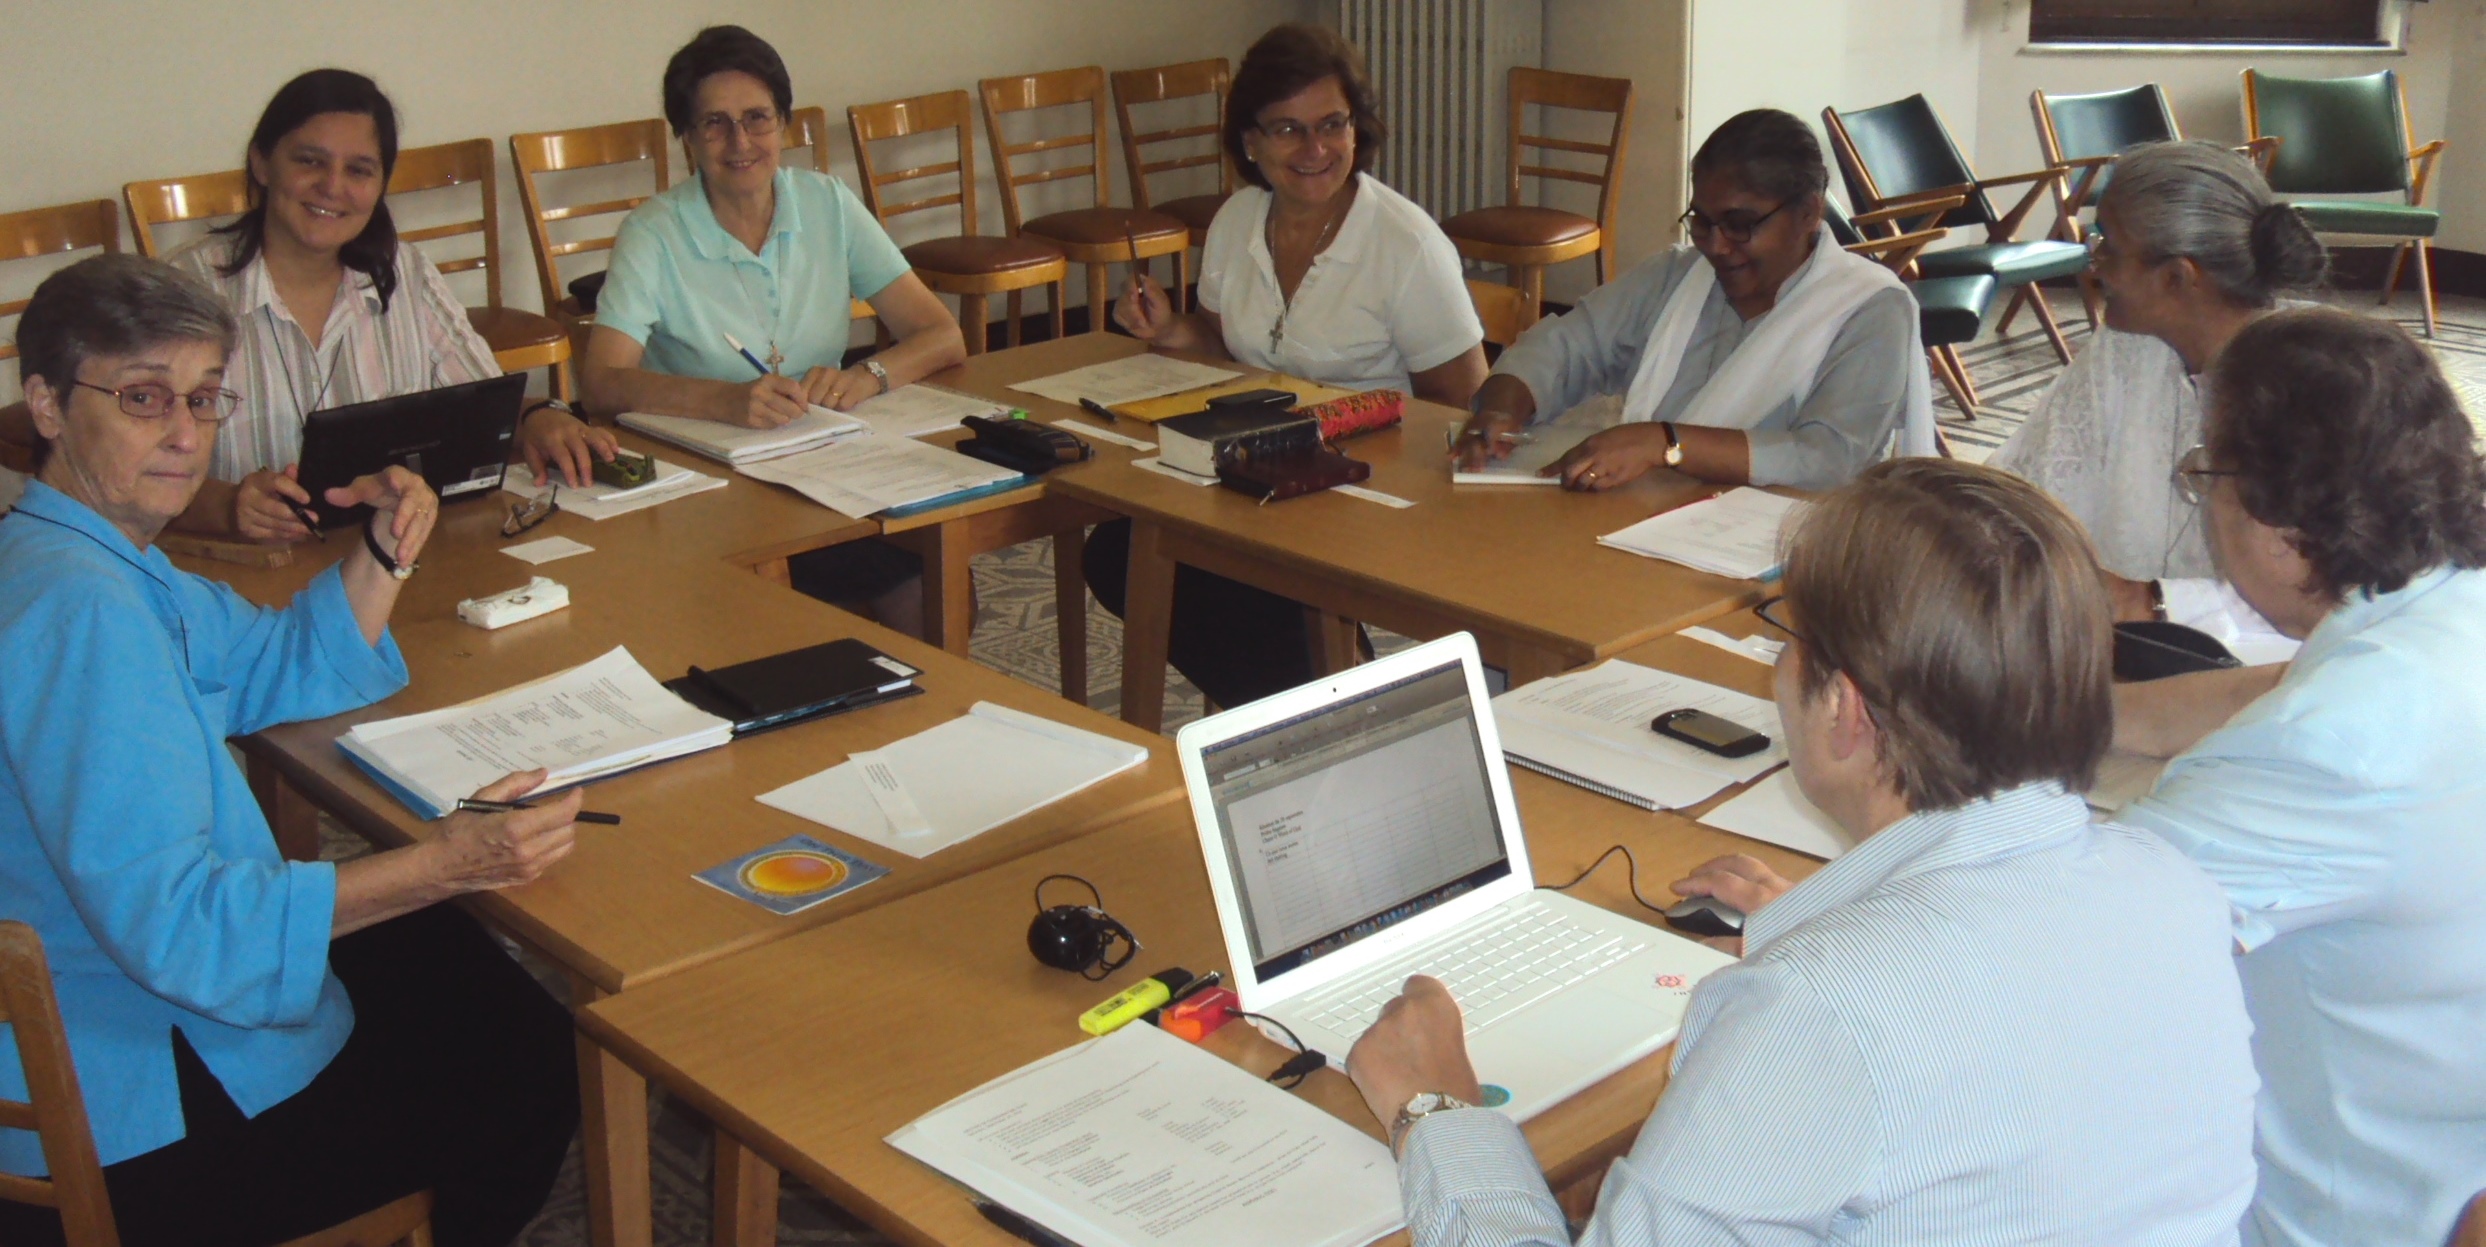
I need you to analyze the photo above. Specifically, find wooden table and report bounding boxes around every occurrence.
[174,475,1188,1247]
[578,612,1821,1247]
[991,336,1767,730]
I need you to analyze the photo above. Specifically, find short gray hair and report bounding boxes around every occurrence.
[18,254,237,396]
[2102,140,2327,307]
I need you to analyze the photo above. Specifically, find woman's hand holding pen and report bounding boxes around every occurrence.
[233,465,319,543]
[1449,409,1532,472]
[430,770,582,893]
[1113,272,1176,342]
[723,374,810,428]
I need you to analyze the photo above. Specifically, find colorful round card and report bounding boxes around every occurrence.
[737,849,851,897]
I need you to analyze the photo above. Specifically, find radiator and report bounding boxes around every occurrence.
[1334,0,1544,221]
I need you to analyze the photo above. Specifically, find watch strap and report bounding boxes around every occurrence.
[1661,421,1685,467]
[365,519,415,580]
[863,358,890,395]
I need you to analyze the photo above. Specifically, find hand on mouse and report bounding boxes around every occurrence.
[1673,854,1793,917]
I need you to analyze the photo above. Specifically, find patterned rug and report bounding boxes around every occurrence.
[484,284,2486,1247]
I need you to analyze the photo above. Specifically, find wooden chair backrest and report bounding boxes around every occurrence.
[1,200,122,364]
[849,90,981,235]
[1465,278,1526,349]
[979,66,1113,236]
[507,118,671,314]
[123,169,252,260]
[1110,59,1232,212]
[782,106,835,176]
[385,138,501,310]
[1506,67,1632,234]
[0,922,119,1246]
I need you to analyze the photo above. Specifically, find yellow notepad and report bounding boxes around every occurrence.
[1110,373,1358,423]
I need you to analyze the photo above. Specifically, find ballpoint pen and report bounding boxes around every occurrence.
[283,499,325,540]
[1078,397,1121,424]
[1445,425,1534,450]
[722,332,773,377]
[455,797,622,825]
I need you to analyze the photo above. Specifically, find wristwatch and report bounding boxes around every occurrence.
[364,520,416,581]
[862,358,891,396]
[1389,1091,1474,1157]
[2146,578,2170,623]
[1660,421,1686,468]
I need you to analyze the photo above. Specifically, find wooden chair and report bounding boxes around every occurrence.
[1465,278,1527,350]
[2,200,121,473]
[979,67,1188,335]
[1825,94,2087,364]
[2244,67,2447,336]
[851,90,1068,355]
[773,106,889,343]
[509,119,671,373]
[387,138,575,399]
[122,169,252,259]
[1441,67,1632,333]
[0,921,435,1247]
[1111,58,1233,305]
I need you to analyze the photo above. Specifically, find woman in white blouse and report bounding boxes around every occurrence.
[1092,22,1486,709]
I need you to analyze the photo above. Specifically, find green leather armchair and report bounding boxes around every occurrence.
[2243,68,2446,336]
[1827,193,1992,440]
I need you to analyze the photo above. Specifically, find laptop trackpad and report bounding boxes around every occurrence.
[1481,993,1669,1068]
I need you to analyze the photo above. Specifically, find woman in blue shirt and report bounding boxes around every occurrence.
[579,25,966,635]
[0,255,580,1246]
[2116,308,2486,1247]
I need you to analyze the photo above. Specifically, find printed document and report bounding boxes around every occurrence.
[756,701,1148,856]
[1493,662,1784,810]
[737,432,1023,518]
[1009,354,1242,408]
[1597,487,1809,580]
[888,1022,1403,1247]
[616,405,867,465]
[847,384,1014,439]
[338,647,733,819]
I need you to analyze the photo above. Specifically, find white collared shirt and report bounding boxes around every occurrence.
[1197,172,1481,393]
[166,236,501,482]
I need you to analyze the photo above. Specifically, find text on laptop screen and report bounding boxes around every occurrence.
[1201,662,1512,981]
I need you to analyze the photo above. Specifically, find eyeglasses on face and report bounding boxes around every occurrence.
[1679,198,1792,245]
[503,484,559,537]
[2174,444,2239,507]
[1753,594,1810,649]
[1256,113,1354,148]
[694,108,783,145]
[71,380,242,423]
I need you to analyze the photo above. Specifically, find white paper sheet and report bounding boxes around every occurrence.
[1681,626,1785,666]
[1698,770,1854,860]
[616,405,867,464]
[339,647,733,819]
[847,384,1014,439]
[501,459,726,521]
[1048,417,1154,450]
[1334,484,1415,509]
[887,1023,1403,1247]
[1008,354,1242,407]
[1131,456,1219,486]
[1494,662,1785,810]
[737,432,1022,517]
[755,701,1148,856]
[1597,487,1810,580]
[1450,421,1596,486]
[499,535,595,565]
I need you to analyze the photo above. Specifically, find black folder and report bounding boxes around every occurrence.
[666,639,924,735]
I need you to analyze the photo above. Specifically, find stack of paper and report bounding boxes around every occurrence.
[500,458,725,521]
[1493,661,1785,810]
[1597,487,1810,580]
[1451,421,1596,486]
[617,405,867,465]
[889,1023,1404,1247]
[847,384,1014,439]
[339,647,733,819]
[1008,354,1243,408]
[736,433,1024,519]
[756,701,1148,856]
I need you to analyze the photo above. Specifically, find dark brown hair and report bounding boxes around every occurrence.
[2210,307,2486,598]
[1224,23,1386,192]
[662,26,794,138]
[1782,459,2114,810]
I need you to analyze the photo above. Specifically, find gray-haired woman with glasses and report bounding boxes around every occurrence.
[0,255,579,1246]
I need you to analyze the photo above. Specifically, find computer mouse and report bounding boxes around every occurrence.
[1662,896,1745,939]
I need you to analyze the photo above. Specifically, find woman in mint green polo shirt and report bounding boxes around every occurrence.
[580,25,964,633]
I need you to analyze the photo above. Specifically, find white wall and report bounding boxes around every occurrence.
[1543,0,1692,298]
[0,0,1315,380]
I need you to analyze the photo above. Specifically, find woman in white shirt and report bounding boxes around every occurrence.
[1090,22,1486,709]
[1991,141,2324,646]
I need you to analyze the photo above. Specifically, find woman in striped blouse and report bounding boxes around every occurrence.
[166,69,614,543]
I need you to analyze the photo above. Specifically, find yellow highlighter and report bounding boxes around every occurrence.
[1079,968,1193,1036]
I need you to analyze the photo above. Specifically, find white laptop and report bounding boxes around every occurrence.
[1175,632,1736,1123]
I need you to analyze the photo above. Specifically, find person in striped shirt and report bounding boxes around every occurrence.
[1348,459,2260,1245]
[164,69,613,543]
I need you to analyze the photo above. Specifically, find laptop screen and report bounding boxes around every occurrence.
[1200,660,1513,982]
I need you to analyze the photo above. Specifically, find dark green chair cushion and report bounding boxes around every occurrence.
[2040,85,2179,199]
[2291,199,2439,239]
[1831,95,1994,231]
[1914,275,1997,347]
[1915,240,2091,285]
[2254,70,2411,196]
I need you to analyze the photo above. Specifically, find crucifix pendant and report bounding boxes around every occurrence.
[1268,312,1286,355]
[765,343,785,370]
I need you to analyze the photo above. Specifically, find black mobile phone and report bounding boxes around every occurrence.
[1651,708,1771,758]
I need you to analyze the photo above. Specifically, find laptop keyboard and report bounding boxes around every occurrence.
[1297,900,1649,1039]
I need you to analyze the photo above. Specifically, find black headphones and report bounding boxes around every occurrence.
[1028,874,1139,980]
